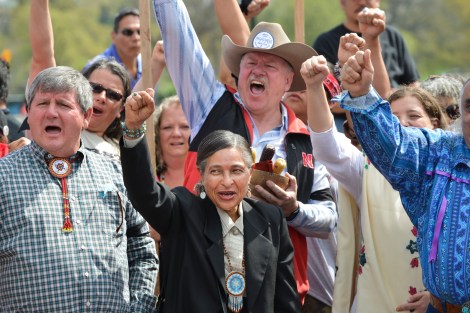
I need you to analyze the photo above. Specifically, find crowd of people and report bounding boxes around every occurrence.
[0,0,469,312]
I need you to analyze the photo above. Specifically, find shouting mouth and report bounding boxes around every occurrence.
[250,80,265,95]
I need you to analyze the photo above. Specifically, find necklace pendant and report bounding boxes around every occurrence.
[226,271,245,312]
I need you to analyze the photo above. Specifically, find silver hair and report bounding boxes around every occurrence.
[421,75,463,104]
[26,66,93,113]
[448,78,470,134]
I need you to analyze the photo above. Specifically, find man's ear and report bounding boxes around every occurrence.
[284,72,294,92]
[82,108,93,130]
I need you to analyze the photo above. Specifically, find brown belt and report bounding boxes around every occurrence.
[429,294,470,313]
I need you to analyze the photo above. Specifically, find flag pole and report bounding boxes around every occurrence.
[294,0,305,43]
[139,0,156,175]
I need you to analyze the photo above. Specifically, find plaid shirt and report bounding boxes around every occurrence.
[0,141,158,312]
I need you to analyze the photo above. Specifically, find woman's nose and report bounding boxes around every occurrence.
[221,173,234,186]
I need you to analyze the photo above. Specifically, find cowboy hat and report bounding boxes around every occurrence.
[221,22,318,92]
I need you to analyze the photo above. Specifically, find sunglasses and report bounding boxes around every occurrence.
[445,104,461,120]
[120,28,140,37]
[90,82,123,102]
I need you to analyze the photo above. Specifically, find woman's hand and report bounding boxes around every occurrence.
[124,88,155,130]
[300,55,330,88]
[338,33,365,67]
[395,291,430,313]
[341,50,374,98]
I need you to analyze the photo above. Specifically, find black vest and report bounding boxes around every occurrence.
[189,90,314,202]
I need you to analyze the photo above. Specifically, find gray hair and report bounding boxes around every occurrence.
[421,75,463,106]
[195,130,252,194]
[447,77,470,134]
[26,66,92,113]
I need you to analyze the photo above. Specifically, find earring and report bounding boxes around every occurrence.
[200,191,206,199]
[200,187,206,199]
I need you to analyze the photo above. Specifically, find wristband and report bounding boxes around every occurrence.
[122,122,146,139]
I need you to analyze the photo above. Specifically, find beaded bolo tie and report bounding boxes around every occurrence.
[47,156,76,233]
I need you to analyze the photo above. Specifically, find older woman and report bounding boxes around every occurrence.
[120,89,301,313]
[339,49,470,313]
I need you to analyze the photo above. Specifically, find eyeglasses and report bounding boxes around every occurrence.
[90,82,123,102]
[445,104,461,120]
[120,28,140,37]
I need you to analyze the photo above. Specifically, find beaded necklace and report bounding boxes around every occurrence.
[223,239,245,313]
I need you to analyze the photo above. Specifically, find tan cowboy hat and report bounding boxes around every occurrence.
[221,22,318,92]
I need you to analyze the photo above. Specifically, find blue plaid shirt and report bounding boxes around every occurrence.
[340,88,470,304]
[0,141,158,312]
[83,44,142,89]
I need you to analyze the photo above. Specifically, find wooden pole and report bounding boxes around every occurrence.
[294,0,305,43]
[139,0,156,175]
[139,0,160,297]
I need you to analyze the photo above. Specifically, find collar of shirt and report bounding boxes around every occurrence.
[29,140,86,169]
[105,44,142,86]
[233,92,288,164]
[216,203,244,237]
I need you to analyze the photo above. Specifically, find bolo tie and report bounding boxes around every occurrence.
[47,156,77,233]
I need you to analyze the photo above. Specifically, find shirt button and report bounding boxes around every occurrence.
[84,272,89,277]
[80,245,86,251]
[70,195,76,202]
[232,228,239,235]
[75,219,81,225]
[86,301,91,307]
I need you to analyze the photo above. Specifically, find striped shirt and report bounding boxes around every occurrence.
[0,141,158,312]
[217,205,244,278]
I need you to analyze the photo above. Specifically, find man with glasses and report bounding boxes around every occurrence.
[84,8,142,88]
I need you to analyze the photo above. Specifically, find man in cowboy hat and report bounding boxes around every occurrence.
[153,0,337,303]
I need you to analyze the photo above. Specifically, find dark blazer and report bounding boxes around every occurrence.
[121,139,301,313]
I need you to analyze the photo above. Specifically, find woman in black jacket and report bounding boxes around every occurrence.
[120,89,301,313]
